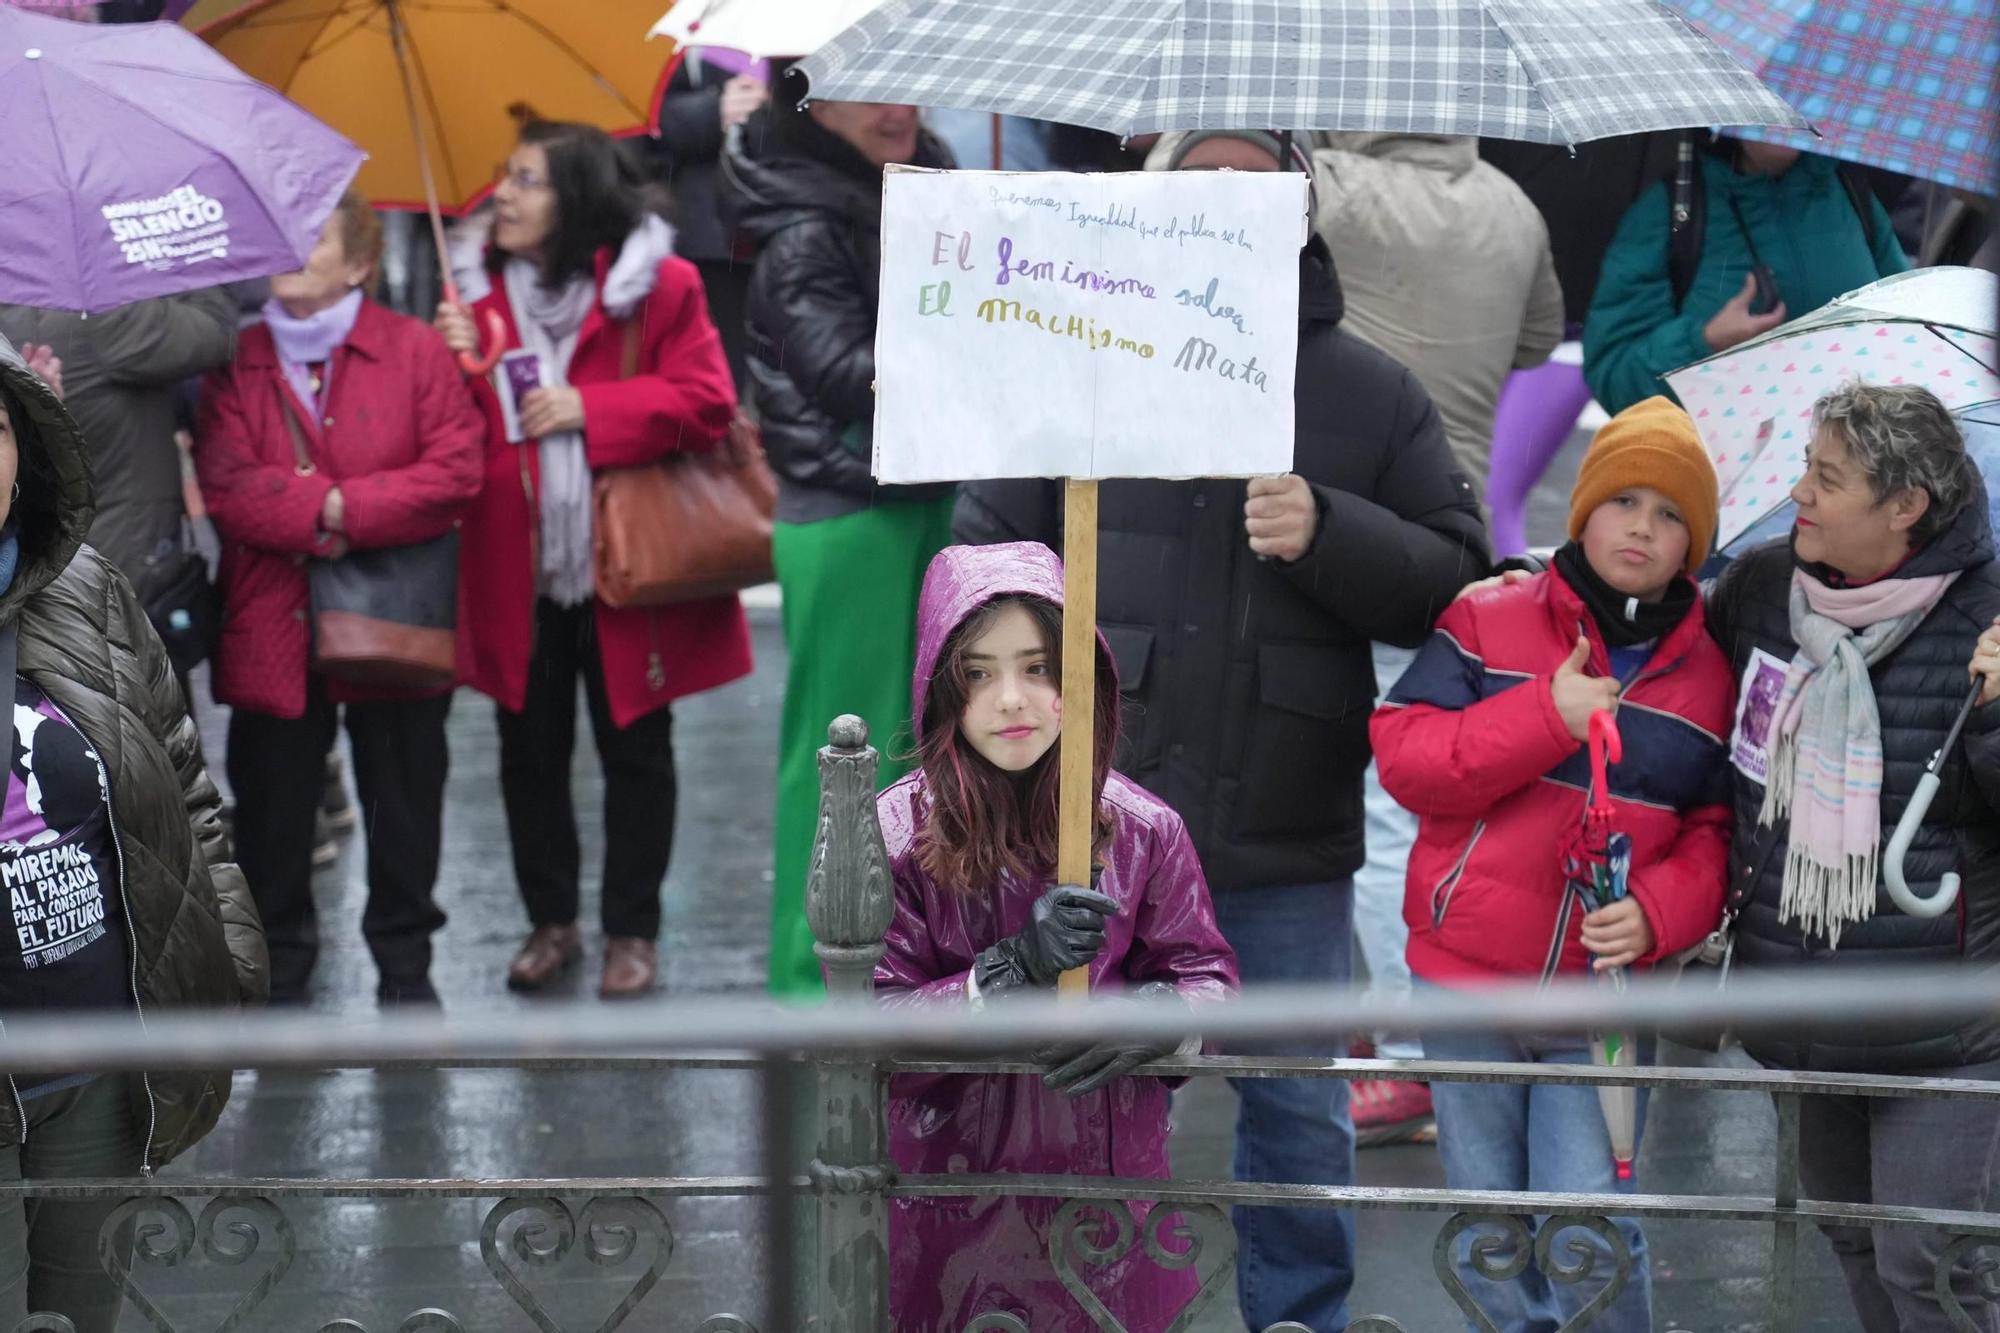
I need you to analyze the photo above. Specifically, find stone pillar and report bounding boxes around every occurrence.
[805,716,895,1333]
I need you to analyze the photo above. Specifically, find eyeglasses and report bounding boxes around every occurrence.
[495,166,551,194]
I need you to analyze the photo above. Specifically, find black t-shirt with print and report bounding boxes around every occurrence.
[0,675,130,1016]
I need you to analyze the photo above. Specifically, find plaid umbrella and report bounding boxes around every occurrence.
[1562,711,1639,1181]
[797,0,1805,143]
[1666,0,1998,194]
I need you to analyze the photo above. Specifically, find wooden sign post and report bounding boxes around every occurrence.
[1056,479,1098,995]
[872,166,1307,995]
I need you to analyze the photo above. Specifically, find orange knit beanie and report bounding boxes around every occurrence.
[1566,396,1719,576]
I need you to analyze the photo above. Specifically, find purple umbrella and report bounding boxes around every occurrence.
[0,2,199,21]
[0,7,362,312]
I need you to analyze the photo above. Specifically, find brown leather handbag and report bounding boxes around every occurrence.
[279,392,459,690]
[592,321,777,609]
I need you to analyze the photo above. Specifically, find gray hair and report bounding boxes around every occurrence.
[1812,382,1976,546]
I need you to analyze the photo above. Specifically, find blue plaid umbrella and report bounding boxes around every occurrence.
[1665,0,1999,193]
[798,0,1805,144]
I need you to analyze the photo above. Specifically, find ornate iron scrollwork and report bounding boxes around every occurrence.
[1934,1234,2000,1332]
[1432,1212,1632,1333]
[317,1313,467,1333]
[479,1196,673,1332]
[99,1196,296,1333]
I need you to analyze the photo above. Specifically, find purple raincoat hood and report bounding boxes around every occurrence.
[911,542,1117,745]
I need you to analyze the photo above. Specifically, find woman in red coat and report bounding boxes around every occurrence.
[436,120,751,998]
[197,191,485,1006]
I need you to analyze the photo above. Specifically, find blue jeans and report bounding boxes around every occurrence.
[1211,881,1357,1332]
[1356,643,1421,1060]
[1420,990,1654,1333]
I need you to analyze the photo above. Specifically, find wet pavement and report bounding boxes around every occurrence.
[135,431,1860,1331]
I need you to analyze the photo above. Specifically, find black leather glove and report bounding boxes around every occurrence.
[972,883,1119,995]
[1036,981,1190,1097]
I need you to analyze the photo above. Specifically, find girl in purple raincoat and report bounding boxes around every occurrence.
[875,541,1240,1332]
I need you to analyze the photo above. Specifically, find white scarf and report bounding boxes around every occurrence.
[465,213,678,606]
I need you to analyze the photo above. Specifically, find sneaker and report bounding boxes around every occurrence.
[321,753,357,835]
[1353,1079,1436,1148]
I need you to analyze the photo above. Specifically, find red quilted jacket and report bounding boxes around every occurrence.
[1368,567,1734,984]
[197,299,486,719]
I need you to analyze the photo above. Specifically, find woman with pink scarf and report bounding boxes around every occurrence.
[1707,382,2000,1332]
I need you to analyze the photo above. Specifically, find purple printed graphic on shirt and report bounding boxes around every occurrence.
[0,682,125,1007]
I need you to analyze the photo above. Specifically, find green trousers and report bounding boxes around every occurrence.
[769,495,957,998]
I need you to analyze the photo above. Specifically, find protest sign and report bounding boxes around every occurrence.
[870,166,1305,994]
[871,167,1307,483]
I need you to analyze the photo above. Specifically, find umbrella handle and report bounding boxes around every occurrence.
[1883,680,1981,918]
[1883,772,1957,917]
[442,279,507,377]
[1589,710,1622,814]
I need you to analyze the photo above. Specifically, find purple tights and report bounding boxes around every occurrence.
[1486,356,1592,556]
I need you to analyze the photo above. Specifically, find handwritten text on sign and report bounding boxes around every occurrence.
[872,168,1306,483]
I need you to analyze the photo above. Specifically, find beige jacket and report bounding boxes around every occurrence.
[1309,133,1563,502]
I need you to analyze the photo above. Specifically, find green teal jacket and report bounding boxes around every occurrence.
[1583,152,1908,416]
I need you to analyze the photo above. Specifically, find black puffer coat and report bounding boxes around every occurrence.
[724,109,953,523]
[0,335,265,1168]
[1709,493,2000,1073]
[956,242,1489,891]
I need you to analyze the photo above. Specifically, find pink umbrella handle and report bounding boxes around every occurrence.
[1589,710,1622,816]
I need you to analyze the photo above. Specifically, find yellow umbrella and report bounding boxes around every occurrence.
[199,0,679,368]
[200,0,675,211]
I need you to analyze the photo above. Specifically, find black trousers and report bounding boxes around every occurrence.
[496,599,676,941]
[227,680,452,1002]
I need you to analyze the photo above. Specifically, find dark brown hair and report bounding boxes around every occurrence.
[487,119,666,289]
[914,595,1118,894]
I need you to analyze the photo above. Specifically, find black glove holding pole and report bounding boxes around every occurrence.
[1036,981,1190,1097]
[972,882,1119,995]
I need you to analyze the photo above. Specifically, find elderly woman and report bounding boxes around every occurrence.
[199,190,484,1009]
[1708,382,2000,1331]
[436,120,749,999]
[0,337,264,1331]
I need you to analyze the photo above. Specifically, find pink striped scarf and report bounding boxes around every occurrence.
[1758,567,1958,945]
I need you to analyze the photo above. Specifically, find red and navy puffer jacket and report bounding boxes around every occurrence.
[1368,567,1734,985]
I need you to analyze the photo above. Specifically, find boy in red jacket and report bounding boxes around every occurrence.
[1369,397,1733,1333]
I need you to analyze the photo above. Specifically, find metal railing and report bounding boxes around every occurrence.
[0,717,1995,1331]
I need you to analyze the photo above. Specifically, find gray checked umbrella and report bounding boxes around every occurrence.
[797,0,1807,143]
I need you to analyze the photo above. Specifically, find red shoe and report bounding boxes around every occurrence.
[1353,1079,1436,1148]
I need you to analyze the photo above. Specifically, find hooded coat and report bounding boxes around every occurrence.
[723,107,955,524]
[453,227,752,728]
[874,542,1239,1333]
[0,335,266,1169]
[1708,492,2000,1073]
[956,241,1490,894]
[1309,132,1565,499]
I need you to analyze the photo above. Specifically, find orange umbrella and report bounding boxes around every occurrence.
[200,0,679,367]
